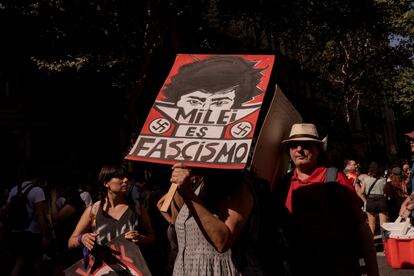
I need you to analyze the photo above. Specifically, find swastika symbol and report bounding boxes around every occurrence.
[149,118,171,134]
[230,122,252,138]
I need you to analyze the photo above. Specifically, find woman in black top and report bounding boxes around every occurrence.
[68,164,154,259]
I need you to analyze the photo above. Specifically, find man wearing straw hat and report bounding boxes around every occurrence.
[275,123,379,276]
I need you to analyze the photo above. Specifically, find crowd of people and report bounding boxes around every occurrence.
[0,166,171,276]
[343,157,414,232]
[0,123,413,275]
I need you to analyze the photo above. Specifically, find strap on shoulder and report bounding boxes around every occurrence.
[23,184,36,197]
[90,201,100,221]
[326,167,338,183]
[18,182,34,195]
[366,178,379,196]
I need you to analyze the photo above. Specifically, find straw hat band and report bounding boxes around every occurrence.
[287,134,320,140]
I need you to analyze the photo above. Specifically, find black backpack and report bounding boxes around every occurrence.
[8,182,36,231]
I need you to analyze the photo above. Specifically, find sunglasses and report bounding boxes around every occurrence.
[287,141,315,149]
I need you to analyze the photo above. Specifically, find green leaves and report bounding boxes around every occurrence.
[1,0,412,124]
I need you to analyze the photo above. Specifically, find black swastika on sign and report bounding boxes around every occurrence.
[231,122,252,138]
[150,118,171,134]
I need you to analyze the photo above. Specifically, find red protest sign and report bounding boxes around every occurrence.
[126,54,275,169]
[64,236,151,275]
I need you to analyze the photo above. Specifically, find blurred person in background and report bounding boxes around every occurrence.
[360,161,388,235]
[384,167,409,221]
[344,159,366,209]
[5,167,51,276]
[50,180,86,275]
[402,163,413,193]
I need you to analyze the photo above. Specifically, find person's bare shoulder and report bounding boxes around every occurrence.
[358,174,368,183]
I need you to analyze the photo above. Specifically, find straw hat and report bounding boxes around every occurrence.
[282,123,323,144]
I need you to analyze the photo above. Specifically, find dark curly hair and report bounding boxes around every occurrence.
[162,56,265,108]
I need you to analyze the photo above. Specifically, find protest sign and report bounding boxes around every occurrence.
[126,54,275,169]
[64,236,151,276]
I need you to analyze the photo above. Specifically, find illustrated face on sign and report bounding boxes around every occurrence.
[161,56,264,109]
[176,87,236,113]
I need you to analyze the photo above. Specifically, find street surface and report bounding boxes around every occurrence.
[377,253,413,276]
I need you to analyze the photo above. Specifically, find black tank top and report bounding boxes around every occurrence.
[93,205,139,245]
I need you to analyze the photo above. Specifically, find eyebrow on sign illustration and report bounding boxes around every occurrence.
[211,97,232,102]
[186,96,207,102]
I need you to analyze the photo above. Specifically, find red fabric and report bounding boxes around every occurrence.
[285,166,365,222]
[346,171,357,185]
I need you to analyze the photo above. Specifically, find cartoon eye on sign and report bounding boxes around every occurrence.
[126,54,275,169]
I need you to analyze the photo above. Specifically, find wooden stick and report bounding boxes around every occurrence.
[160,183,178,213]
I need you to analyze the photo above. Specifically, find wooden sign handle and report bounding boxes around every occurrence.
[160,183,178,213]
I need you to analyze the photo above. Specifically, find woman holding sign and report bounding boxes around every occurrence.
[158,163,264,276]
[68,164,154,265]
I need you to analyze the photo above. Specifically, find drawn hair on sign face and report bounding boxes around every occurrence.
[161,56,265,109]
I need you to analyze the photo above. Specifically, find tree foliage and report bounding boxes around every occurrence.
[1,0,413,126]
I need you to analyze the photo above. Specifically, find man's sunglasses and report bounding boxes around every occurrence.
[287,141,315,149]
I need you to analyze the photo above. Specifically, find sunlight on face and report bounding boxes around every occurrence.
[347,160,357,171]
[176,88,236,113]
